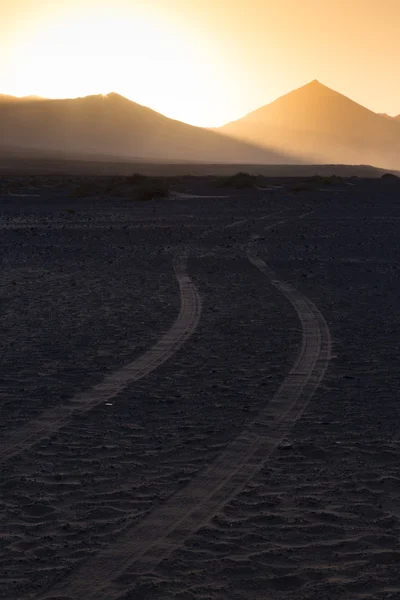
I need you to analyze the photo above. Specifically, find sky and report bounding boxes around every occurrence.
[2,0,400,127]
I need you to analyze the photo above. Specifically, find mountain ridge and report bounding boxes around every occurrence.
[0,94,44,102]
[0,92,296,164]
[1,83,400,168]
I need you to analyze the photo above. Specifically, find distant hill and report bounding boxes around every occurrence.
[0,94,43,103]
[220,81,400,170]
[0,93,296,164]
[0,95,16,102]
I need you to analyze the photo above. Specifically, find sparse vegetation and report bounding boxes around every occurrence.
[289,175,342,192]
[217,172,257,189]
[305,175,341,185]
[70,174,170,200]
[381,172,399,180]
[132,180,170,201]
[289,182,315,193]
[127,173,149,185]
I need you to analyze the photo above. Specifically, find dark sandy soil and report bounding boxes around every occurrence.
[0,174,400,600]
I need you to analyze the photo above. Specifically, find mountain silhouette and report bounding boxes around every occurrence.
[0,93,295,164]
[0,94,43,103]
[220,80,400,170]
[0,95,16,102]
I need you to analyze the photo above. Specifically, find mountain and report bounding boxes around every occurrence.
[0,94,43,103]
[0,95,16,102]
[220,80,400,170]
[0,93,295,164]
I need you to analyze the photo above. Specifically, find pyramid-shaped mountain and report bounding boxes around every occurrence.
[220,80,400,169]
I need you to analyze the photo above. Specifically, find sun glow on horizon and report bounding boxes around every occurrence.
[3,0,400,127]
[6,6,237,127]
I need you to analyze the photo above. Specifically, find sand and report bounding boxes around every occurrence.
[0,175,400,600]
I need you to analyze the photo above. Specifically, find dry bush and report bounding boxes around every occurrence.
[289,182,315,193]
[289,175,342,192]
[127,173,148,185]
[70,174,170,200]
[216,172,257,189]
[381,173,399,180]
[132,181,170,201]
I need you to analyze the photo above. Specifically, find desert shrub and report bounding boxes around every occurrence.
[304,175,323,184]
[71,177,125,198]
[323,175,341,185]
[132,181,170,201]
[127,173,149,185]
[218,172,257,189]
[289,175,342,193]
[304,175,341,186]
[381,173,398,180]
[289,182,315,193]
[70,175,170,200]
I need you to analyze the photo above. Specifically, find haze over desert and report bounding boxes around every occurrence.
[1,81,400,170]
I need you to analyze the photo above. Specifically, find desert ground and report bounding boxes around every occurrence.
[1,172,400,600]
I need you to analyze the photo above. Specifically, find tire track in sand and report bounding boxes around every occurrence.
[0,255,201,464]
[46,217,331,600]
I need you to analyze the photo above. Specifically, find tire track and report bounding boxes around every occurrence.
[46,218,331,600]
[0,255,201,464]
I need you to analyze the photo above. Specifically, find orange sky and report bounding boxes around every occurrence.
[2,0,400,126]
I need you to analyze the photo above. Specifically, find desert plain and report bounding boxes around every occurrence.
[1,171,400,600]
